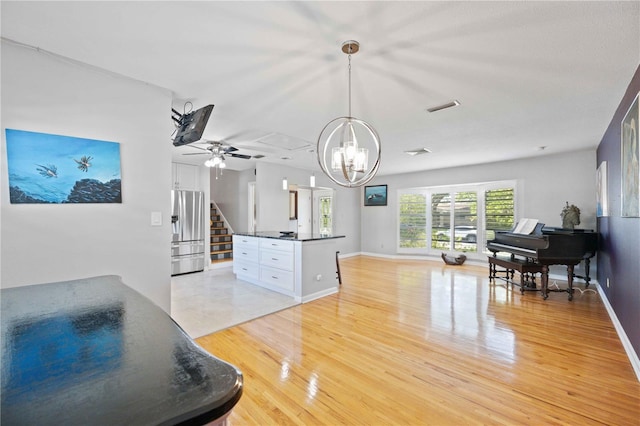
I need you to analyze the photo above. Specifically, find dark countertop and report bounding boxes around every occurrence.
[234,231,345,242]
[1,275,243,426]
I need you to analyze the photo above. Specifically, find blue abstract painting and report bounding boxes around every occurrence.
[5,129,122,204]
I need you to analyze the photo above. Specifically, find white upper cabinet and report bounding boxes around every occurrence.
[172,163,199,190]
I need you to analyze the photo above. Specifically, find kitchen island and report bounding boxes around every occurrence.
[233,232,345,303]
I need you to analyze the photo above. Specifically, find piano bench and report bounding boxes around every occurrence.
[488,256,544,294]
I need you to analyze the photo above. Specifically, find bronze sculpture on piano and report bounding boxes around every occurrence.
[487,221,597,300]
[560,202,581,230]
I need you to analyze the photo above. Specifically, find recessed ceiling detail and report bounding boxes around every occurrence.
[254,133,313,151]
[405,148,432,156]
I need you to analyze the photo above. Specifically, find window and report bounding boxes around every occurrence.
[399,192,427,248]
[485,188,515,241]
[398,181,516,258]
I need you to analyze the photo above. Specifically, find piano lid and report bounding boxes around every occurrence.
[488,226,597,261]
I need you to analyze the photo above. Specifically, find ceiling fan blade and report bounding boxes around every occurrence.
[185,144,210,151]
[224,146,239,153]
[229,153,252,159]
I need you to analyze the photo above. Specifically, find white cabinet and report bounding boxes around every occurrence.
[233,235,296,296]
[234,261,259,281]
[172,163,199,190]
[259,266,294,292]
[259,239,294,292]
[233,236,260,280]
[232,234,342,303]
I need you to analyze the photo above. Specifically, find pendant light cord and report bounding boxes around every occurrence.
[348,53,352,118]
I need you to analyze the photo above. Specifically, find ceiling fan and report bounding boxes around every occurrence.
[181,141,253,178]
[182,141,253,161]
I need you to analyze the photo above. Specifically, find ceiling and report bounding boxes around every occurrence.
[2,1,639,176]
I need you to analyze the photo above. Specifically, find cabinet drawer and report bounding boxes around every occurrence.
[233,235,260,248]
[233,260,259,280]
[171,241,205,257]
[259,239,294,252]
[260,266,294,292]
[260,249,294,271]
[233,246,258,263]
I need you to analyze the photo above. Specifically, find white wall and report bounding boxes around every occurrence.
[361,149,597,273]
[210,168,251,233]
[1,41,174,311]
[251,162,361,255]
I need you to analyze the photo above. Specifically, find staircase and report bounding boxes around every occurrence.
[210,203,233,264]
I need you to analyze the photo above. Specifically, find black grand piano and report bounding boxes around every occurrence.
[487,223,598,300]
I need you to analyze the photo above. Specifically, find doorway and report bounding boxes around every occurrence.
[248,181,256,232]
[297,188,312,234]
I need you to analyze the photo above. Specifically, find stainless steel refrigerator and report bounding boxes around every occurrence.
[171,190,205,275]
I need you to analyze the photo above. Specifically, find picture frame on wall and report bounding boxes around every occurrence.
[596,161,609,217]
[5,129,122,204]
[364,184,387,206]
[621,92,639,217]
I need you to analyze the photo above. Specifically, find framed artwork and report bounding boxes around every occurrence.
[364,184,387,206]
[5,129,122,204]
[596,161,608,217]
[621,92,639,217]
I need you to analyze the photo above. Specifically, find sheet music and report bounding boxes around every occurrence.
[513,218,539,234]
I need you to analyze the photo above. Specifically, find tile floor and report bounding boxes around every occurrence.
[170,265,299,338]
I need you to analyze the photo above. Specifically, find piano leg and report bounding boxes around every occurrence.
[577,258,591,288]
[567,265,575,301]
[541,265,549,300]
[571,258,592,288]
[585,258,591,288]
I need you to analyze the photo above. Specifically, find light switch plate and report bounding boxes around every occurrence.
[151,211,162,226]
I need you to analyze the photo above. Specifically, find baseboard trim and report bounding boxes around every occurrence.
[596,282,640,382]
[300,287,339,304]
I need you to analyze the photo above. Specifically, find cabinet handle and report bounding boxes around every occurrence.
[242,252,247,255]
[272,276,278,279]
[272,258,278,261]
[242,268,248,271]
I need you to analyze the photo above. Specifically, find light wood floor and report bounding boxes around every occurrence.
[197,256,640,425]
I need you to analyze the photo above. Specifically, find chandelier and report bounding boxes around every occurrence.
[317,40,381,188]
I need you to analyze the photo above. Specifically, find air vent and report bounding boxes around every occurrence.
[427,100,460,113]
[404,148,432,156]
[253,154,265,159]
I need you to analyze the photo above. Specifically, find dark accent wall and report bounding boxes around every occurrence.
[596,64,640,359]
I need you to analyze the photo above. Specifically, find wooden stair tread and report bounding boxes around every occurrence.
[210,203,232,261]
[210,249,233,254]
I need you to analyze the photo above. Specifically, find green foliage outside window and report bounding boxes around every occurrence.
[398,185,515,253]
[399,193,427,248]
